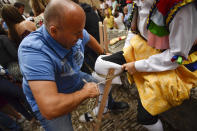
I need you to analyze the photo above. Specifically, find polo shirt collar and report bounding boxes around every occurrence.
[42,25,70,59]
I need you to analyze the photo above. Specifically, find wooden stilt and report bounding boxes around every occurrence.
[99,22,104,50]
[94,68,115,131]
[90,0,93,6]
[103,21,109,53]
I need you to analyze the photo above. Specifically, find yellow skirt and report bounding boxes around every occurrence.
[123,35,197,116]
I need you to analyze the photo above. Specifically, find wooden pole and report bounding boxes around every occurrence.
[103,20,109,53]
[94,68,115,131]
[90,0,93,6]
[99,22,104,50]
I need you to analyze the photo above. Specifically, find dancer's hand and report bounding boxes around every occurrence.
[122,62,136,75]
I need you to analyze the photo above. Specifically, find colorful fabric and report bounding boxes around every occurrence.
[147,0,194,49]
[123,35,197,115]
[128,3,137,30]
[104,16,114,29]
[126,0,132,4]
[183,45,197,71]
[147,21,169,37]
[34,14,44,29]
[148,0,194,28]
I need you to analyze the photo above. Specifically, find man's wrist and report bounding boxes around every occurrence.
[79,88,89,99]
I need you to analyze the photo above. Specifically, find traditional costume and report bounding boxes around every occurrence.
[123,0,197,130]
[124,0,197,116]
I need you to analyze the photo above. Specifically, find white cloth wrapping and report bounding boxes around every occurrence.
[92,55,122,85]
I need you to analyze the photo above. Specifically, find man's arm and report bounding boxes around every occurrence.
[29,80,99,120]
[86,34,104,55]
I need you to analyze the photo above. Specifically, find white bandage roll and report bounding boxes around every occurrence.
[92,72,122,85]
[93,55,122,85]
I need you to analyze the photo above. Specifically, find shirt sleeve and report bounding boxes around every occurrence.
[82,29,90,46]
[135,4,197,72]
[18,46,55,81]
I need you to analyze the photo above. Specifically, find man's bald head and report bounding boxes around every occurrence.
[43,0,86,49]
[44,0,85,30]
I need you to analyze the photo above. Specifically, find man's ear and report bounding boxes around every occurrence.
[49,25,57,38]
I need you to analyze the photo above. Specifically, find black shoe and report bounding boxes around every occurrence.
[108,101,129,111]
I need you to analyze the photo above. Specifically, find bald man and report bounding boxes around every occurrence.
[18,0,104,130]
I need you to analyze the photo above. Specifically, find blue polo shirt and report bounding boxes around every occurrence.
[18,25,90,112]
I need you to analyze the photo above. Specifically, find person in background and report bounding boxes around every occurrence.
[111,0,118,14]
[100,0,105,10]
[29,0,50,28]
[99,0,105,15]
[123,5,130,30]
[104,9,114,29]
[26,11,35,22]
[14,2,26,19]
[2,4,36,48]
[1,4,36,82]
[114,10,125,30]
[126,0,133,15]
[106,0,112,8]
[92,6,104,22]
[118,0,127,13]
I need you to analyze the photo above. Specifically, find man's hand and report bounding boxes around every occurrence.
[122,62,137,75]
[82,82,100,98]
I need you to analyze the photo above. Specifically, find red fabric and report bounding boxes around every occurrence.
[126,0,132,4]
[156,0,183,16]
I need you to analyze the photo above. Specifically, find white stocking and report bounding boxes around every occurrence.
[143,119,163,131]
[92,83,112,115]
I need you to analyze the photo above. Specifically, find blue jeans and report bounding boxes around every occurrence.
[34,111,73,131]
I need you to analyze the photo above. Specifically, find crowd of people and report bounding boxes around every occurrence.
[0,0,48,130]
[0,0,196,131]
[98,0,134,30]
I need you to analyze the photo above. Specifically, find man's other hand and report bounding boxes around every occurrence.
[83,82,100,98]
